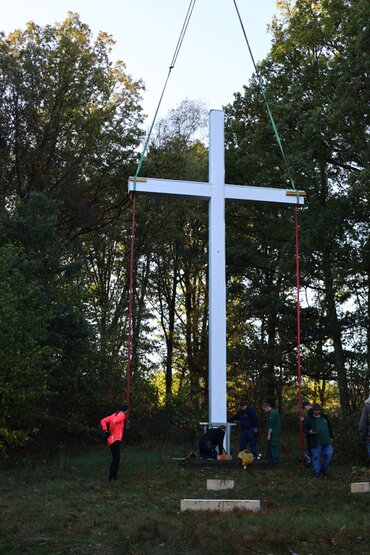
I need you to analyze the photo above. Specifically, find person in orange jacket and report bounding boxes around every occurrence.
[100,402,128,482]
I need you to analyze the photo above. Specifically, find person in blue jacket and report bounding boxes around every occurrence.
[229,401,259,458]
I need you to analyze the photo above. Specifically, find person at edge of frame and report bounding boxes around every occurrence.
[359,394,370,462]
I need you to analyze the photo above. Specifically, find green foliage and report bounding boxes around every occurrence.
[0,13,146,453]
[169,386,206,444]
[133,101,209,401]
[0,12,144,234]
[0,193,98,454]
[224,0,369,409]
[0,195,59,450]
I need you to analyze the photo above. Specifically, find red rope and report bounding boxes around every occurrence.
[295,206,305,462]
[126,192,136,413]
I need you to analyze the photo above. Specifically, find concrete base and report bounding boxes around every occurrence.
[351,482,370,493]
[181,499,260,512]
[206,479,234,490]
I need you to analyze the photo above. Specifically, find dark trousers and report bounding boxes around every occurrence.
[311,443,333,477]
[266,437,280,464]
[109,440,121,481]
[199,438,217,459]
[240,428,257,456]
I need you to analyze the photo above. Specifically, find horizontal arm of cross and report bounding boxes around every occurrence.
[128,177,211,200]
[225,184,305,205]
[128,177,305,205]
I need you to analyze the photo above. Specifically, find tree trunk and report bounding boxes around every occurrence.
[322,255,351,414]
[131,253,151,381]
[164,265,178,399]
[183,264,194,379]
[259,312,276,405]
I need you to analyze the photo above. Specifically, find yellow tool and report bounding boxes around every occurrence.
[238,449,254,467]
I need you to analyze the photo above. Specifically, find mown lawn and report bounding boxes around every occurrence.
[0,443,369,554]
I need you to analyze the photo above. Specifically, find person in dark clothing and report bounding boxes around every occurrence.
[303,403,333,477]
[359,394,370,460]
[229,402,259,457]
[301,400,312,418]
[199,426,226,459]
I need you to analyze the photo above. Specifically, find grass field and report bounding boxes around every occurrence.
[0,442,369,554]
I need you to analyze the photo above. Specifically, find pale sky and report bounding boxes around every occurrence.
[2,1,280,121]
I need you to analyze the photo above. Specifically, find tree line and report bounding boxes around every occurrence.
[0,1,368,455]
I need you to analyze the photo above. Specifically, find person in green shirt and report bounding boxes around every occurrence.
[303,403,333,477]
[262,403,281,464]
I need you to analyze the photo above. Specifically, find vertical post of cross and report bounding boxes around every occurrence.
[208,110,227,426]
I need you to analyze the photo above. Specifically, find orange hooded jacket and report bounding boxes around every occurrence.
[100,411,127,445]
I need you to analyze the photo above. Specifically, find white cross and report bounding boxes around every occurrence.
[129,110,305,432]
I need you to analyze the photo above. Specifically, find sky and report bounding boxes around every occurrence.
[1,0,280,123]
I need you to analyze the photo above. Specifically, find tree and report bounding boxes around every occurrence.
[0,14,149,439]
[137,100,209,402]
[0,194,96,454]
[224,0,369,412]
[0,12,144,236]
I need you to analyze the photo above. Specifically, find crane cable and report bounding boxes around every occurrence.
[232,0,299,201]
[125,0,197,412]
[132,0,196,193]
[232,0,304,461]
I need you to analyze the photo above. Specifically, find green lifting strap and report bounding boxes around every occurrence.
[233,1,304,462]
[132,0,197,192]
[126,0,197,409]
[232,0,300,204]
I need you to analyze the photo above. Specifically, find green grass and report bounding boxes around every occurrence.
[0,443,369,554]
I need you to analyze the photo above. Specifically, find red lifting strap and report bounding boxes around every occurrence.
[295,206,305,462]
[126,192,137,414]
